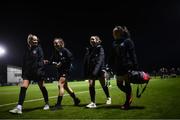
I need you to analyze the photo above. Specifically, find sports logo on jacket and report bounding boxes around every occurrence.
[33,50,37,54]
[120,42,124,47]
[59,52,63,56]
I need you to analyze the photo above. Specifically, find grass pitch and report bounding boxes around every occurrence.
[0,77,180,119]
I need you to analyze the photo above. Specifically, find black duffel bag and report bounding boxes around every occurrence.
[129,70,150,84]
[128,70,151,98]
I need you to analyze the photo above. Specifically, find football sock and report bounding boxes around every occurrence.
[40,86,49,104]
[125,83,132,95]
[18,87,27,105]
[57,96,63,105]
[89,86,95,103]
[102,86,110,98]
[125,84,132,104]
[70,92,76,99]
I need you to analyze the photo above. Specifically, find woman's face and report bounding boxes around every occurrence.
[90,36,98,46]
[53,39,64,50]
[28,36,38,47]
[113,29,122,40]
[54,39,60,49]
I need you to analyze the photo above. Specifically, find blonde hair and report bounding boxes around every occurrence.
[27,34,39,45]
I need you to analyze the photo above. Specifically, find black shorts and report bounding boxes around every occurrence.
[22,68,45,82]
[115,66,132,76]
[87,70,105,80]
[57,69,70,80]
[22,74,44,82]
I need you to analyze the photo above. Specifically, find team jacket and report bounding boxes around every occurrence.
[84,45,105,77]
[22,45,44,76]
[109,38,138,73]
[50,47,73,71]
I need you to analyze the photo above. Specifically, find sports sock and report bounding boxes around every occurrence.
[57,96,63,105]
[18,87,27,105]
[70,92,76,99]
[89,86,95,103]
[40,86,49,104]
[102,86,110,98]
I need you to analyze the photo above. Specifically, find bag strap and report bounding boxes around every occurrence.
[136,81,149,98]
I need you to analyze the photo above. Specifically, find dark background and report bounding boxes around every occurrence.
[0,1,180,79]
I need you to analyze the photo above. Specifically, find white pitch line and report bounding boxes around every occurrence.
[0,87,113,107]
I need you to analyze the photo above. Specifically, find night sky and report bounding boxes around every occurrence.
[0,1,180,78]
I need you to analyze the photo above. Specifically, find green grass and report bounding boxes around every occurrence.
[0,77,180,119]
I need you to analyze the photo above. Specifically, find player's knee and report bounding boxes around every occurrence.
[21,80,29,88]
[21,83,29,88]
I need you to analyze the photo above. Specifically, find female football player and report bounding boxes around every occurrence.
[50,38,80,110]
[9,34,49,114]
[84,35,111,108]
[109,26,138,109]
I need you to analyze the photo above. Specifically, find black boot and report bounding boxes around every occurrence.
[74,98,80,106]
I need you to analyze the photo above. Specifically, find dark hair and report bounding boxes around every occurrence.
[114,26,131,38]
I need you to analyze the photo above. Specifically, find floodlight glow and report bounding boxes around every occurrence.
[0,46,6,57]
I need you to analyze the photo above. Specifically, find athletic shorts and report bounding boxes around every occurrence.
[22,68,45,82]
[57,69,70,80]
[87,70,105,80]
[115,66,132,76]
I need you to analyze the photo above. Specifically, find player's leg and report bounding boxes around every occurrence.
[86,79,96,108]
[116,74,132,109]
[38,80,49,110]
[122,74,132,109]
[9,80,30,114]
[64,82,80,106]
[52,76,65,110]
[99,71,111,105]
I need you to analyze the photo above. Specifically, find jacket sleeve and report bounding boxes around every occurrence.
[126,39,138,68]
[93,46,105,76]
[83,47,90,77]
[22,49,27,76]
[83,47,89,67]
[49,50,55,64]
[108,43,116,72]
[38,46,44,67]
[63,48,73,66]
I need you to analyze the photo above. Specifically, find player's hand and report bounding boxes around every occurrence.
[52,62,58,65]
[43,60,49,64]
[56,62,62,68]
